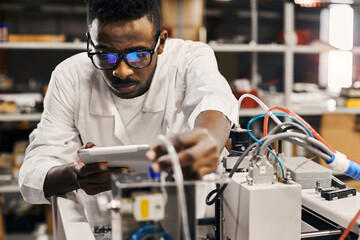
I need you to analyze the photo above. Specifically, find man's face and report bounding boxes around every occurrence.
[88,17,165,99]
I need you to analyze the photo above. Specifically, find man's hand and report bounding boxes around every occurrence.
[146,110,231,179]
[147,128,220,179]
[44,142,127,197]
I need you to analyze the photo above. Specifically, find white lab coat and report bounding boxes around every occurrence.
[19,38,238,205]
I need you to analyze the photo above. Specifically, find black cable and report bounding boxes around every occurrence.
[205,141,259,205]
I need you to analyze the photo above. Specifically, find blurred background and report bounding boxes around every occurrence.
[1,0,360,238]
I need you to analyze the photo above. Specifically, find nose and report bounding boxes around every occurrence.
[112,60,134,79]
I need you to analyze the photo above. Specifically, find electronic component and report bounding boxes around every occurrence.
[223,172,302,240]
[110,173,197,240]
[131,192,165,221]
[320,187,357,201]
[247,155,275,185]
[286,157,332,189]
[318,176,357,201]
[331,176,346,189]
[229,128,252,152]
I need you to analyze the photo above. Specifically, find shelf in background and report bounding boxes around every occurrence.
[0,113,41,122]
[209,42,337,53]
[239,106,360,117]
[0,183,19,193]
[0,42,86,50]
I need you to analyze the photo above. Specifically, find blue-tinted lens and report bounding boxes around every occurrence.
[93,53,118,68]
[127,52,141,62]
[126,51,151,67]
[105,54,117,64]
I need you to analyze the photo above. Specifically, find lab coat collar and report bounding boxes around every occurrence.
[89,71,114,116]
[142,56,168,113]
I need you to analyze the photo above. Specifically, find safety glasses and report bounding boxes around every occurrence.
[87,32,160,70]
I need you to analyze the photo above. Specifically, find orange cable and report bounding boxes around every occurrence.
[339,208,360,240]
[263,106,336,153]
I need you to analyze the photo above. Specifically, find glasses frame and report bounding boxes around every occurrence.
[87,31,161,70]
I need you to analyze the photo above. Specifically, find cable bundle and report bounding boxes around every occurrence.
[207,93,360,239]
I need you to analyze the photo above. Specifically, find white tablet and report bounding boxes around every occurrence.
[77,144,150,173]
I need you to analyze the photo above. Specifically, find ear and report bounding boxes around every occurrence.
[157,30,168,55]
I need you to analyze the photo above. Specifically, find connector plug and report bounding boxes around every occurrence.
[247,155,275,185]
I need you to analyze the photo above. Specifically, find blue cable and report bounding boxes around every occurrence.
[246,112,314,178]
[131,224,172,240]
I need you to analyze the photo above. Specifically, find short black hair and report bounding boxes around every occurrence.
[86,0,161,37]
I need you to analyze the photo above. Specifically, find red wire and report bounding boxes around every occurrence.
[339,208,360,240]
[263,106,336,153]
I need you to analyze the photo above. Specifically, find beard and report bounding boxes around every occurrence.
[105,61,157,99]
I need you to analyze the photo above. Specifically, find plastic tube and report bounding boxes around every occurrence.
[157,135,191,240]
[286,138,331,162]
[258,132,333,156]
[330,152,360,181]
[268,121,310,137]
[344,160,360,180]
[263,106,335,153]
[238,93,283,126]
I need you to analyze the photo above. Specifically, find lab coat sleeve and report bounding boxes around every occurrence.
[19,64,82,204]
[181,42,239,129]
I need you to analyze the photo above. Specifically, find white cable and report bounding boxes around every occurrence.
[238,93,283,126]
[157,135,191,240]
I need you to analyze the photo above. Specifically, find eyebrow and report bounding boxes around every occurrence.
[94,43,152,53]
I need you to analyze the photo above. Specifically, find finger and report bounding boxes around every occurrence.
[85,142,97,148]
[147,129,213,161]
[178,140,217,168]
[146,136,183,161]
[158,160,173,172]
[177,144,218,177]
[150,162,161,173]
[152,154,176,172]
[75,162,108,176]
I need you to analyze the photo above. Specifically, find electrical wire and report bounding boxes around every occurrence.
[268,121,310,137]
[247,113,315,178]
[205,129,331,205]
[205,141,259,205]
[263,106,336,153]
[157,135,191,240]
[258,132,333,157]
[268,121,310,153]
[248,113,314,141]
[338,208,360,240]
[277,125,309,153]
[238,93,283,126]
[247,126,284,177]
[285,138,331,162]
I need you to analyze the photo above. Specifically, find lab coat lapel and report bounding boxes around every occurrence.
[89,75,132,145]
[142,54,168,113]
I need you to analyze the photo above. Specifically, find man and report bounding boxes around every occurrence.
[19,0,238,204]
